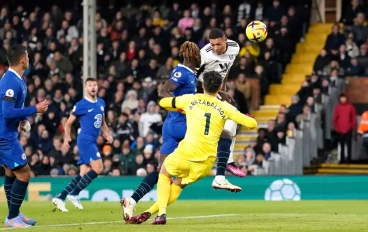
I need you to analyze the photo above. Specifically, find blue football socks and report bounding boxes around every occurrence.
[8,179,29,219]
[57,175,82,200]
[69,170,98,196]
[216,138,232,176]
[131,170,159,203]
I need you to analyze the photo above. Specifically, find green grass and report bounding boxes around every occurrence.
[1,201,368,231]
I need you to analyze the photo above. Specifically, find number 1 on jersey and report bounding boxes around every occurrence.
[204,113,211,135]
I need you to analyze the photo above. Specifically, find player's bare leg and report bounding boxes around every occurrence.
[213,128,242,192]
[67,161,102,210]
[4,165,33,228]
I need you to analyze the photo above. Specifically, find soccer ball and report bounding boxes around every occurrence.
[264,178,301,201]
[246,20,268,43]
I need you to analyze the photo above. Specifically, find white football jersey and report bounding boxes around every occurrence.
[198,39,240,82]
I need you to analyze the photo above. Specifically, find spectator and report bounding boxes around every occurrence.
[178,10,194,32]
[341,0,363,25]
[121,90,138,112]
[352,12,368,46]
[346,36,359,58]
[314,49,330,75]
[346,58,364,76]
[325,24,346,56]
[333,93,356,163]
[357,44,368,68]
[357,110,368,154]
[266,0,286,23]
[120,145,136,175]
[139,101,162,137]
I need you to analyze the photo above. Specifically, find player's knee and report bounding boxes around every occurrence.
[90,160,103,174]
[92,165,103,175]
[220,130,232,139]
[4,166,15,177]
[14,164,31,182]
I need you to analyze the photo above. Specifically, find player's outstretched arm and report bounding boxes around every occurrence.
[159,94,194,112]
[159,97,179,112]
[226,105,257,129]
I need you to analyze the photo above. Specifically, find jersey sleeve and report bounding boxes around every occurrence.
[159,94,194,111]
[169,68,188,87]
[1,78,20,102]
[72,102,84,117]
[223,102,257,129]
[1,77,37,119]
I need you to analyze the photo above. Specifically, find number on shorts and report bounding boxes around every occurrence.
[204,113,211,135]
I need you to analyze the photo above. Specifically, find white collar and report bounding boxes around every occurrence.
[8,68,22,79]
[177,64,194,74]
[84,96,97,103]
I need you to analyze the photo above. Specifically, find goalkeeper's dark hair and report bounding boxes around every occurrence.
[6,45,27,66]
[203,71,223,94]
[208,28,225,39]
[179,41,201,66]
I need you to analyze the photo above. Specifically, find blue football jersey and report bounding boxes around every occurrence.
[166,64,197,122]
[72,97,105,139]
[0,69,28,139]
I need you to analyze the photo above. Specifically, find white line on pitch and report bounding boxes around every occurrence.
[0,214,240,230]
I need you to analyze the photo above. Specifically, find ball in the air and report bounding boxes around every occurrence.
[246,20,268,43]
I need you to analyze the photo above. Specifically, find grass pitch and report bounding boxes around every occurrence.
[0,201,367,231]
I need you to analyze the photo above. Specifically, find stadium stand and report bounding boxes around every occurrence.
[7,0,364,177]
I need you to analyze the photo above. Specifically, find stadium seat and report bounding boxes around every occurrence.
[235,22,330,154]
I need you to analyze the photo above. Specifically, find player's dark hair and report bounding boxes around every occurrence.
[208,28,225,39]
[179,41,201,67]
[85,77,97,84]
[6,45,27,66]
[203,71,223,94]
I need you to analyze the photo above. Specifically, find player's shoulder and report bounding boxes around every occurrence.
[0,71,19,85]
[220,100,238,111]
[226,39,240,54]
[173,64,193,74]
[97,97,105,105]
[201,43,212,54]
[0,71,20,94]
[74,98,87,108]
[171,64,194,80]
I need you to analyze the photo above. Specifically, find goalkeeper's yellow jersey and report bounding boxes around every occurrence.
[159,94,257,161]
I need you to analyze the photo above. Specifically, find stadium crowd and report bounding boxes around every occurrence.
[245,0,368,168]
[0,0,309,177]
